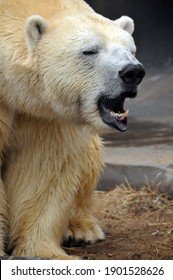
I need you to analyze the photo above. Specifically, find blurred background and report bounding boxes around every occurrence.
[85,0,173,193]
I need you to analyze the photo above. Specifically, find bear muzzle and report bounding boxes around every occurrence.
[97,62,145,132]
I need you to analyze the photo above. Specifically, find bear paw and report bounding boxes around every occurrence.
[63,214,105,247]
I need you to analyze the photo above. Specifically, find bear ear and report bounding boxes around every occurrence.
[25,15,48,50]
[114,16,134,35]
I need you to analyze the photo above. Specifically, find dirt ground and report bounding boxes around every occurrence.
[65,185,173,260]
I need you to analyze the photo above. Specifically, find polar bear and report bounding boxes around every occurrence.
[0,0,145,259]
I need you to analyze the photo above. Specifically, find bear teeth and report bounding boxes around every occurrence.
[110,109,129,118]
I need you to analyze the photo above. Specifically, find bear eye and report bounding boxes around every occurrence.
[83,49,98,55]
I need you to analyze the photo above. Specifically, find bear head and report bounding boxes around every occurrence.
[25,12,145,133]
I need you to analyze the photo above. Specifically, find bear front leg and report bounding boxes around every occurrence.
[6,174,81,260]
[5,117,84,259]
[63,135,105,246]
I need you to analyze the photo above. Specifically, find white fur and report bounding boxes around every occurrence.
[115,16,135,35]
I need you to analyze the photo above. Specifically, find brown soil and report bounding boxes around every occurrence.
[65,185,173,260]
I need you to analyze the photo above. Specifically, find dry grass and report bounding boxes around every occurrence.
[94,183,173,218]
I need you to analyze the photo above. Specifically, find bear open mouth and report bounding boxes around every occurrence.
[97,91,137,132]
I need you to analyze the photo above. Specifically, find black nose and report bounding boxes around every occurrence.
[119,64,145,85]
